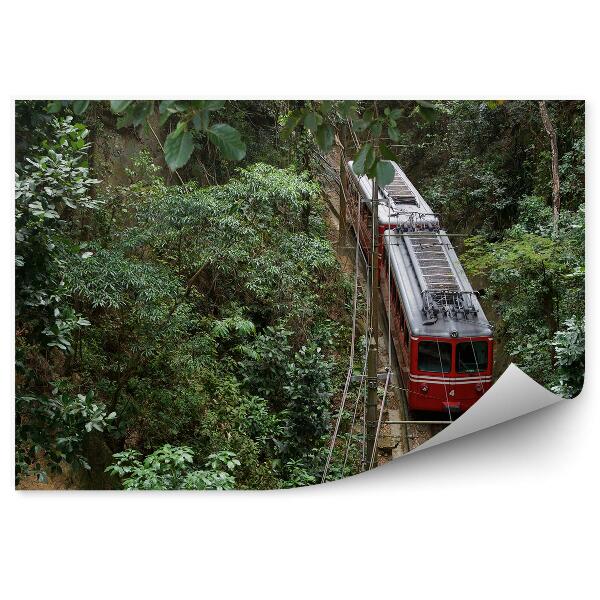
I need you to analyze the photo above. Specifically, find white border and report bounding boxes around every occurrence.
[2,2,597,599]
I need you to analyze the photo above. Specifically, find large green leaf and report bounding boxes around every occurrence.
[318,101,333,115]
[110,100,133,113]
[352,143,373,176]
[351,118,368,133]
[375,160,395,187]
[164,124,194,170]
[338,100,357,119]
[72,100,90,115]
[370,120,382,138]
[416,100,437,122]
[131,102,153,127]
[192,111,209,131]
[159,100,176,112]
[315,124,334,152]
[281,110,303,139]
[303,111,321,133]
[207,123,246,161]
[379,142,398,162]
[191,100,224,112]
[47,101,63,114]
[388,126,401,143]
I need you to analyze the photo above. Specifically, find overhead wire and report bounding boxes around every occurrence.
[435,338,454,423]
[341,333,370,475]
[467,335,487,396]
[322,163,372,482]
[368,194,394,470]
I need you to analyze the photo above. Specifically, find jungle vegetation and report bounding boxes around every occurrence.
[15,100,584,489]
[392,100,584,398]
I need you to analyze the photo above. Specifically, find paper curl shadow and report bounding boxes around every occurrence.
[411,364,564,454]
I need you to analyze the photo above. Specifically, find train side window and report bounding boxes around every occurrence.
[418,341,451,373]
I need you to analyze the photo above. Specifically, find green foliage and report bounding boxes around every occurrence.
[15,111,108,484]
[42,307,91,352]
[281,344,333,452]
[16,116,100,316]
[241,326,293,402]
[235,395,281,450]
[64,247,183,313]
[551,318,585,398]
[110,100,247,170]
[207,123,246,161]
[17,101,356,489]
[396,100,585,232]
[16,389,115,483]
[281,100,438,186]
[105,445,239,490]
[282,458,318,488]
[241,328,333,459]
[394,100,585,396]
[46,100,248,171]
[463,203,584,396]
[15,140,350,489]
[15,115,99,347]
[163,121,194,170]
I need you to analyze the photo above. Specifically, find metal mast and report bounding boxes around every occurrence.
[366,176,379,469]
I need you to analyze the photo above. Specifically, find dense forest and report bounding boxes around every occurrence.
[15,100,584,489]
[395,101,585,398]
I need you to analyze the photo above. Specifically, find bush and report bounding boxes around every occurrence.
[105,445,240,490]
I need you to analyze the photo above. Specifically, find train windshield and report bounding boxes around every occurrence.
[456,341,488,373]
[418,341,451,373]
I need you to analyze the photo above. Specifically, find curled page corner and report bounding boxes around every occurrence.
[410,364,564,453]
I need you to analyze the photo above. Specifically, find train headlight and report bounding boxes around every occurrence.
[421,384,429,393]
[475,383,483,392]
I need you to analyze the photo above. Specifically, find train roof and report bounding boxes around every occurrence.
[347,159,492,338]
[384,228,492,339]
[347,160,439,230]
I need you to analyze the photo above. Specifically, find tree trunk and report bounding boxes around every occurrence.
[538,100,561,235]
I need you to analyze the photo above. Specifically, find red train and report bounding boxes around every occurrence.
[345,161,494,414]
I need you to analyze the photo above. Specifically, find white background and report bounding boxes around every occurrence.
[1,2,597,598]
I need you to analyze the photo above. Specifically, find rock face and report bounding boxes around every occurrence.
[91,109,168,187]
[377,436,397,451]
[377,409,400,452]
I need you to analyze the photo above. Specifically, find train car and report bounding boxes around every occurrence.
[346,161,494,413]
[345,159,440,259]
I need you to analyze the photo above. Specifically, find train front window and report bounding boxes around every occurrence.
[418,341,451,373]
[456,341,488,373]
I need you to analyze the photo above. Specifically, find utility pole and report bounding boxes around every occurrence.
[366,176,379,469]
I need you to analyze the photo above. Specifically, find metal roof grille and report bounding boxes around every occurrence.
[383,171,417,204]
[407,235,460,291]
[402,233,478,322]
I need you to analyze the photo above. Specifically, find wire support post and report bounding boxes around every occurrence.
[365,176,380,470]
[365,333,379,469]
